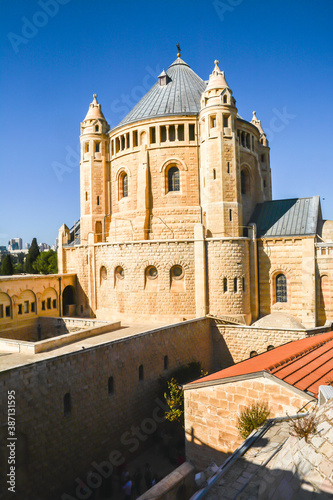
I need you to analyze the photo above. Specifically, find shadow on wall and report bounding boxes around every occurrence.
[211,323,235,370]
[63,280,94,318]
[186,431,332,499]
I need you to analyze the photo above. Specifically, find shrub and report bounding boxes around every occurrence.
[237,401,271,439]
[288,411,319,443]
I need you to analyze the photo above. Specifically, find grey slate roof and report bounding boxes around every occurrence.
[115,57,207,128]
[249,196,320,237]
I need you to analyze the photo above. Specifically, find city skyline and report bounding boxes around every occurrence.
[1,0,332,246]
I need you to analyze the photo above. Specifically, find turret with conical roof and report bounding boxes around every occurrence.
[80,94,111,244]
[199,60,242,238]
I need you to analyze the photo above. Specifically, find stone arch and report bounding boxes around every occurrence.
[270,268,292,306]
[41,287,58,314]
[159,157,188,173]
[62,285,76,316]
[240,163,253,195]
[17,289,37,316]
[0,292,12,319]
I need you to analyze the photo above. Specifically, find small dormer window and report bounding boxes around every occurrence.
[158,69,170,86]
[95,125,99,132]
[223,94,228,104]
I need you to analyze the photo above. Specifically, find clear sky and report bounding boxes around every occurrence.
[1,0,332,248]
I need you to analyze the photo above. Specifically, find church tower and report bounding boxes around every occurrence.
[80,95,110,244]
[199,61,242,237]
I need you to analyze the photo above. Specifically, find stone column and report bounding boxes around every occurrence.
[194,223,207,317]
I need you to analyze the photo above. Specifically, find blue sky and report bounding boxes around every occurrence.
[1,0,332,247]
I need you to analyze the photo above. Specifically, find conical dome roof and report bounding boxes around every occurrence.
[116,57,207,128]
[84,94,106,121]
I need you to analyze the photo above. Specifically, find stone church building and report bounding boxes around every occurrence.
[57,53,333,328]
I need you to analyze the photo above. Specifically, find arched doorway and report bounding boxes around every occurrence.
[62,285,76,316]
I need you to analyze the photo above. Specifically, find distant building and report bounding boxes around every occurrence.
[39,243,51,251]
[25,243,30,250]
[8,238,22,251]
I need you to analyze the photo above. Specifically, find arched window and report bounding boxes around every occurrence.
[276,274,287,302]
[267,345,274,351]
[168,166,180,192]
[223,94,228,103]
[250,351,258,358]
[119,172,128,198]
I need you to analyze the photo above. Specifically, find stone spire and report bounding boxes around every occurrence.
[206,60,230,90]
[84,94,106,121]
[251,111,268,146]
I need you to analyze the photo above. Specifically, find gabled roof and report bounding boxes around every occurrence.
[249,196,320,237]
[115,57,207,128]
[187,330,333,397]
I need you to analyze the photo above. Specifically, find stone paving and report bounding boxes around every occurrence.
[205,400,333,499]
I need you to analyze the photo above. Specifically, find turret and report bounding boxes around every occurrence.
[80,94,111,244]
[251,111,272,200]
[199,61,241,237]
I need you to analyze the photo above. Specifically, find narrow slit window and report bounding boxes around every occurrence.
[213,169,216,180]
[189,124,195,141]
[52,299,57,309]
[150,127,156,144]
[97,196,100,206]
[169,125,175,141]
[47,298,51,310]
[133,130,138,147]
[108,376,114,394]
[95,141,100,153]
[223,278,228,292]
[164,355,169,370]
[64,393,71,415]
[229,209,232,222]
[24,301,29,314]
[160,126,167,142]
[178,124,184,141]
[234,277,238,292]
[18,304,22,315]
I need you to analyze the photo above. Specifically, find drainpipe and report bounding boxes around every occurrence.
[58,276,62,317]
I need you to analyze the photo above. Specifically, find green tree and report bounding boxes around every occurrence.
[14,262,24,274]
[24,238,40,273]
[33,250,58,274]
[1,254,14,275]
[164,378,185,427]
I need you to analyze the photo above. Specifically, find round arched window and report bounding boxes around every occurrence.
[168,166,180,192]
[171,265,184,280]
[100,266,107,282]
[146,266,158,280]
[115,266,124,280]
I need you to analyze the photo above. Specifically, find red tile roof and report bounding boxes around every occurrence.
[190,331,333,397]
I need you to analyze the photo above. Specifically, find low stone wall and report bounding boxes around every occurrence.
[212,322,332,367]
[138,462,196,500]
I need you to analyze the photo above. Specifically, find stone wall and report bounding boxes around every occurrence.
[63,239,198,321]
[257,237,316,327]
[206,238,251,323]
[0,318,213,500]
[0,274,76,329]
[184,375,312,468]
[212,323,331,367]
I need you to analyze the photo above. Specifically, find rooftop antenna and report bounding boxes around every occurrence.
[176,43,181,58]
